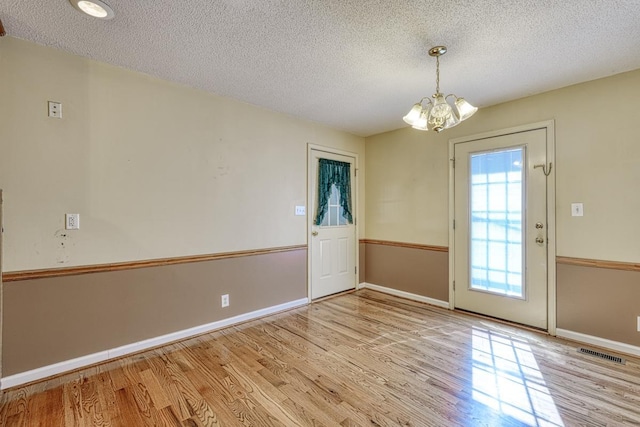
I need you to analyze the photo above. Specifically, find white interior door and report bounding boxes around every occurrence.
[453,129,549,329]
[309,150,356,300]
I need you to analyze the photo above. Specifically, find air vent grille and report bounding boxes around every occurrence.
[578,347,625,364]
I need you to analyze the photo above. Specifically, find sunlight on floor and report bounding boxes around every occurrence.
[472,327,564,426]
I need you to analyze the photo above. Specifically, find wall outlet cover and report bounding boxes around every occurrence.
[65,213,80,230]
[48,101,62,119]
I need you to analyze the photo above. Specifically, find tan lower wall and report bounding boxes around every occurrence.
[2,248,307,376]
[359,242,366,283]
[364,241,448,302]
[557,262,640,347]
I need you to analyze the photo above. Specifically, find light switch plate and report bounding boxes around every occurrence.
[571,203,584,217]
[65,213,80,230]
[295,205,306,216]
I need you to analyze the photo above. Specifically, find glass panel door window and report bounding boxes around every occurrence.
[469,147,524,298]
[320,184,349,227]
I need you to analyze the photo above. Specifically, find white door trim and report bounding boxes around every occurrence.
[0,189,3,378]
[307,144,360,300]
[448,121,556,335]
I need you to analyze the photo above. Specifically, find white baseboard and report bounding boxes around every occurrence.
[0,298,308,390]
[360,282,449,309]
[556,328,640,358]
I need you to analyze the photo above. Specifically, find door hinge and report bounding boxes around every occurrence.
[453,219,456,230]
[355,266,358,275]
[450,157,455,168]
[355,168,358,176]
[453,280,456,291]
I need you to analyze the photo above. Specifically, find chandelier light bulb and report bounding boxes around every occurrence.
[411,110,429,131]
[444,112,461,129]
[403,103,423,126]
[454,97,478,121]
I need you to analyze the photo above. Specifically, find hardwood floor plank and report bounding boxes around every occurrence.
[94,367,119,420]
[147,354,193,421]
[111,387,152,427]
[156,406,184,427]
[139,369,172,410]
[2,289,640,426]
[162,354,222,426]
[26,387,65,427]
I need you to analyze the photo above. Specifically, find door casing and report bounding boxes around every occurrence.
[307,144,360,300]
[0,189,3,378]
[448,121,556,335]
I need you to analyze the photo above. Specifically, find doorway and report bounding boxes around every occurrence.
[449,122,556,331]
[308,147,358,300]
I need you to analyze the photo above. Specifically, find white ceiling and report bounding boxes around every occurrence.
[2,0,640,137]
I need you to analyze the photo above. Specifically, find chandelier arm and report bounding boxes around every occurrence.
[420,99,434,114]
[445,94,459,101]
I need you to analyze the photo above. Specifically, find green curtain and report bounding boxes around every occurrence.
[314,159,353,225]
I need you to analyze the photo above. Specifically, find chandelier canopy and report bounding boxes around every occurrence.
[403,46,477,132]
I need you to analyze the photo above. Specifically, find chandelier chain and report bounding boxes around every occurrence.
[435,56,440,94]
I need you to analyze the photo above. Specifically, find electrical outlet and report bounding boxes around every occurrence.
[295,205,306,216]
[65,213,80,230]
[221,294,229,308]
[48,101,62,119]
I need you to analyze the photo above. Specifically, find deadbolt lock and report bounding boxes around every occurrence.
[535,222,544,229]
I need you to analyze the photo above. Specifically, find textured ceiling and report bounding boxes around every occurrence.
[2,0,640,136]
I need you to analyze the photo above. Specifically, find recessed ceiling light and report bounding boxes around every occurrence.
[69,0,115,20]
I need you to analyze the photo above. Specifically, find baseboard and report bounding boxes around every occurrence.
[0,297,308,390]
[556,328,640,358]
[360,282,449,309]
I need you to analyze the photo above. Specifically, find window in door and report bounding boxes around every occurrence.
[469,147,524,298]
[320,184,349,227]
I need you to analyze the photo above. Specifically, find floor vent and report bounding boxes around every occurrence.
[577,347,625,364]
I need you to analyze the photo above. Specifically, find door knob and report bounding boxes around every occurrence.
[535,236,544,244]
[312,231,319,236]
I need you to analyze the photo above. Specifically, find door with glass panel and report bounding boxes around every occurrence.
[310,150,356,300]
[453,129,548,329]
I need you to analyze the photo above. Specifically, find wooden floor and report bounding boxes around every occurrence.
[1,290,640,426]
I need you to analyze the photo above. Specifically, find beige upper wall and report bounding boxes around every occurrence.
[366,69,640,263]
[0,37,365,271]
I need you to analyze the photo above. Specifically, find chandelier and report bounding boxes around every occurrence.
[403,46,477,132]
